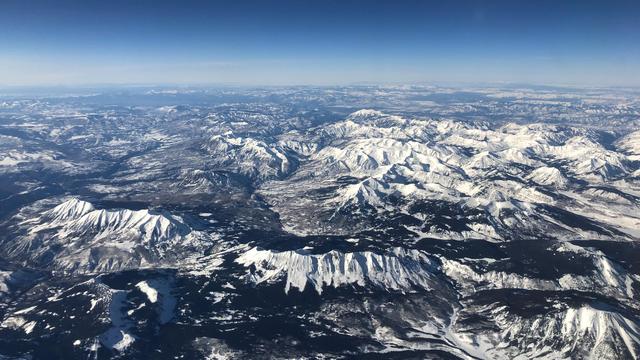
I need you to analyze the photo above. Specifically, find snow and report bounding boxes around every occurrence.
[182,254,225,276]
[0,271,14,294]
[101,329,135,352]
[89,298,100,311]
[0,157,21,166]
[136,279,175,323]
[616,130,640,158]
[221,282,236,290]
[99,290,135,351]
[136,281,158,303]
[204,134,294,180]
[236,247,437,294]
[23,321,36,334]
[210,292,227,304]
[48,198,95,220]
[14,197,220,274]
[14,306,37,315]
[0,150,74,171]
[260,110,640,241]
[441,248,637,300]
[527,166,568,187]
[35,198,188,245]
[349,109,385,118]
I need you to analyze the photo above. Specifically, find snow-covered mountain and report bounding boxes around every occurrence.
[203,134,296,181]
[1,86,639,359]
[617,130,640,161]
[3,198,218,273]
[260,110,640,241]
[455,296,640,359]
[235,246,439,294]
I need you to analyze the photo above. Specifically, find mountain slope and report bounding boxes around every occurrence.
[3,198,218,273]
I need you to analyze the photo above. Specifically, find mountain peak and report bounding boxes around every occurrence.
[47,198,95,221]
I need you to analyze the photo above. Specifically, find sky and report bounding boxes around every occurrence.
[0,0,638,87]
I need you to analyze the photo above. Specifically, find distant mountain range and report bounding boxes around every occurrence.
[0,86,639,359]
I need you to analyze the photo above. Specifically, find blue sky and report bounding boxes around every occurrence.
[0,0,638,86]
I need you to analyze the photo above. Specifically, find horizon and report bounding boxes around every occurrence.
[1,81,639,91]
[1,0,639,87]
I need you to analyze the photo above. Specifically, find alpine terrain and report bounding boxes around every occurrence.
[0,85,640,359]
